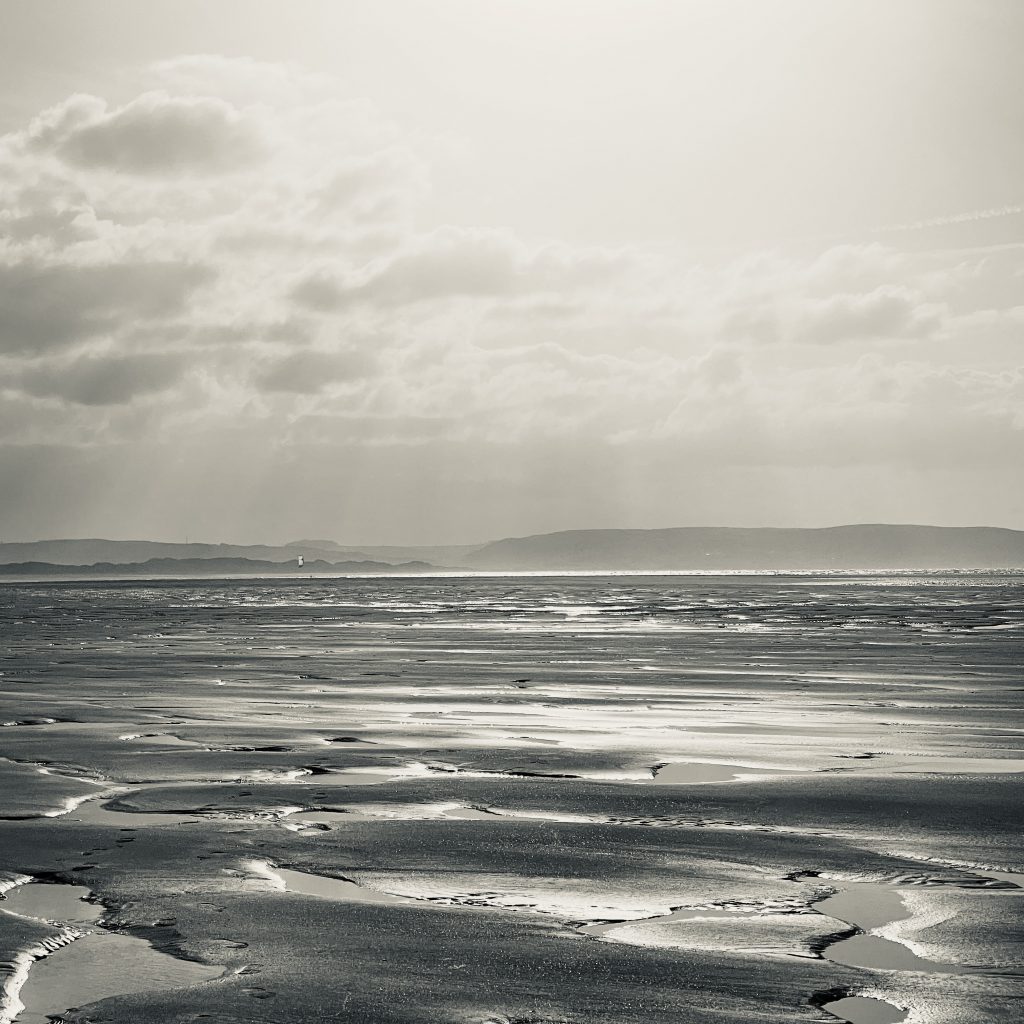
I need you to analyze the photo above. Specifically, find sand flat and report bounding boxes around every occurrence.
[0,573,1021,1023]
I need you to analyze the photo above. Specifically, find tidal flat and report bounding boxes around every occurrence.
[0,572,1022,1023]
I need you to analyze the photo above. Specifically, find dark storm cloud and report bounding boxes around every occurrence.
[0,259,215,353]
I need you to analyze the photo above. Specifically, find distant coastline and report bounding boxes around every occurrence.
[0,557,441,578]
[3,524,1024,575]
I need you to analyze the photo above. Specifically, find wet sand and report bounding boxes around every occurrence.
[0,572,1022,1022]
[0,879,221,1024]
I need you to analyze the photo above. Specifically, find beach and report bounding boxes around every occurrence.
[1,572,1022,1023]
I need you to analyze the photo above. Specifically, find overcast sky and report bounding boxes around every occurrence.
[1,0,1022,544]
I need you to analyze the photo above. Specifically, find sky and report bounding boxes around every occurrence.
[0,0,1022,544]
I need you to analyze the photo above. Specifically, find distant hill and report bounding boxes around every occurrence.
[465,525,1024,571]
[6,526,1023,574]
[0,538,480,568]
[306,543,484,565]
[0,557,440,578]
[0,539,371,566]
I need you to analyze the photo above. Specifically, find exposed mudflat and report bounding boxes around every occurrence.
[0,572,1022,1023]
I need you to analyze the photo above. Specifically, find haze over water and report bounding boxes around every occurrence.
[1,572,1022,1023]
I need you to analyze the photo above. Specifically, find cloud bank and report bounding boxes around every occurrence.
[0,56,1021,540]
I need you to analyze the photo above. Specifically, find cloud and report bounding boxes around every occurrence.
[309,149,428,223]
[0,259,214,354]
[791,286,943,344]
[708,252,950,348]
[289,228,631,311]
[255,349,376,393]
[288,272,347,313]
[29,91,268,176]
[11,351,189,406]
[0,55,1021,540]
[357,229,626,304]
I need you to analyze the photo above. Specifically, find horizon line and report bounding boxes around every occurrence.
[3,521,1024,548]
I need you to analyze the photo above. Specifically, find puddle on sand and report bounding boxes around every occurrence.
[814,882,962,974]
[16,931,222,1024]
[441,805,496,820]
[825,933,959,973]
[1,882,102,927]
[69,798,204,828]
[652,762,801,785]
[249,860,410,906]
[1,880,222,1024]
[814,884,910,932]
[823,995,906,1024]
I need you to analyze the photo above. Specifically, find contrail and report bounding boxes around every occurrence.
[697,203,1024,257]
[872,204,1024,235]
